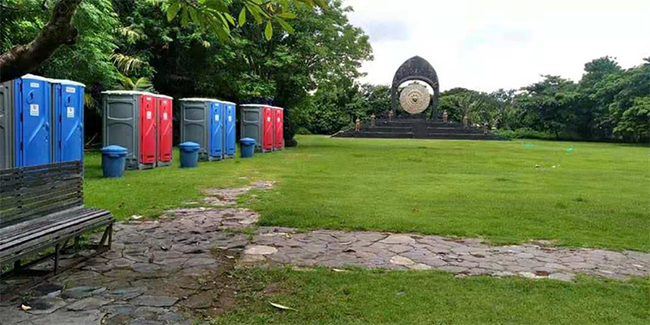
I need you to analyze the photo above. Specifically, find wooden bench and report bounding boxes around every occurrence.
[0,161,114,275]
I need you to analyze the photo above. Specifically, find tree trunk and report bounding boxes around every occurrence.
[0,0,83,82]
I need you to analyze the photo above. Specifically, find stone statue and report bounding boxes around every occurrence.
[370,113,376,127]
[388,110,394,122]
[442,110,448,123]
[355,117,361,132]
[463,114,469,128]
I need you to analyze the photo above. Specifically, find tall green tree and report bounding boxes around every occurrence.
[132,0,371,142]
[607,58,650,141]
[0,0,323,82]
[518,75,580,139]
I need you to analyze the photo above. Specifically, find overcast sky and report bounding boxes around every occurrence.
[344,0,650,92]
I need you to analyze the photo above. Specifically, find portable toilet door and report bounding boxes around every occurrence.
[240,104,264,152]
[180,98,212,161]
[0,81,14,169]
[156,95,173,167]
[273,107,284,150]
[15,74,52,167]
[52,79,84,163]
[223,101,236,157]
[139,94,157,167]
[262,106,274,152]
[209,101,224,160]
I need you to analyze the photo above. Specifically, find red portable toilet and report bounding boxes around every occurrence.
[155,94,173,167]
[273,106,284,150]
[240,104,274,152]
[262,106,273,152]
[102,91,157,170]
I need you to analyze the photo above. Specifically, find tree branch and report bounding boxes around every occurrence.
[0,0,83,82]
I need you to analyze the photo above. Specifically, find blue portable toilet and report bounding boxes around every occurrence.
[209,100,224,160]
[221,101,236,158]
[51,79,85,163]
[14,74,52,167]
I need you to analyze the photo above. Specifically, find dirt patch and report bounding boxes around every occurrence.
[202,180,276,206]
[179,250,244,319]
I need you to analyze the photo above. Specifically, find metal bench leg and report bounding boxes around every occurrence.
[74,236,80,250]
[54,244,60,275]
[108,223,113,249]
[13,260,21,272]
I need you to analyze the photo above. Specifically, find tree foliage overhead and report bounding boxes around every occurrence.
[0,0,371,145]
[2,1,646,143]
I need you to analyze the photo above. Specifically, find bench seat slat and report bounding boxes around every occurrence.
[1,210,111,253]
[0,207,95,243]
[0,215,112,265]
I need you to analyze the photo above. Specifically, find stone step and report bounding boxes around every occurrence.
[427,133,508,140]
[378,121,463,128]
[427,127,485,134]
[352,131,414,138]
[366,126,413,133]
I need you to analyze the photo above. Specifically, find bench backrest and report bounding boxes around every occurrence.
[0,161,83,228]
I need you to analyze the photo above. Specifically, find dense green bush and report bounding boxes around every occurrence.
[296,127,312,135]
[495,128,555,140]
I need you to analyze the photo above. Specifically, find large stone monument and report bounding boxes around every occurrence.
[333,55,507,141]
[391,56,440,119]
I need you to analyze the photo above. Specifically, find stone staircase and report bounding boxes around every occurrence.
[333,119,508,141]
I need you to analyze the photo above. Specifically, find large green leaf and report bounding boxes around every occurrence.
[279,12,296,19]
[238,8,246,26]
[276,18,294,34]
[166,2,181,22]
[224,13,235,26]
[265,21,273,40]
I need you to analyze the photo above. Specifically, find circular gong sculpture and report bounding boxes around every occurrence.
[399,83,431,114]
[391,56,440,119]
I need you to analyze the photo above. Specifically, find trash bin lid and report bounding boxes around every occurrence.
[179,142,201,151]
[100,145,128,155]
[240,138,256,145]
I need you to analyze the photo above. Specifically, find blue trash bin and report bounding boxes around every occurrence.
[240,138,256,158]
[100,145,128,178]
[179,142,200,168]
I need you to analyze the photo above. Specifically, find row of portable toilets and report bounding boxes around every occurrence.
[103,93,285,170]
[0,74,286,171]
[0,74,85,170]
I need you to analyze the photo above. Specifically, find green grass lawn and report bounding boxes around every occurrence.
[83,136,650,324]
[210,268,649,325]
[85,135,649,251]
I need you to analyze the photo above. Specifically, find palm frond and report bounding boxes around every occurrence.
[110,53,145,74]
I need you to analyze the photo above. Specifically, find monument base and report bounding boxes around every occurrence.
[332,118,509,141]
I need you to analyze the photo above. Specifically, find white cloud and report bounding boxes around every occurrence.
[345,0,650,92]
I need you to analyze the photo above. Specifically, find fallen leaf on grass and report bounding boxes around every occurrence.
[270,302,297,311]
[21,304,31,311]
[332,268,349,273]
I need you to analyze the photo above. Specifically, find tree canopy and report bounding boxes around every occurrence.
[1,1,647,144]
[1,0,370,144]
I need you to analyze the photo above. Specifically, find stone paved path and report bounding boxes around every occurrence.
[240,228,650,281]
[1,181,648,324]
[0,207,256,325]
